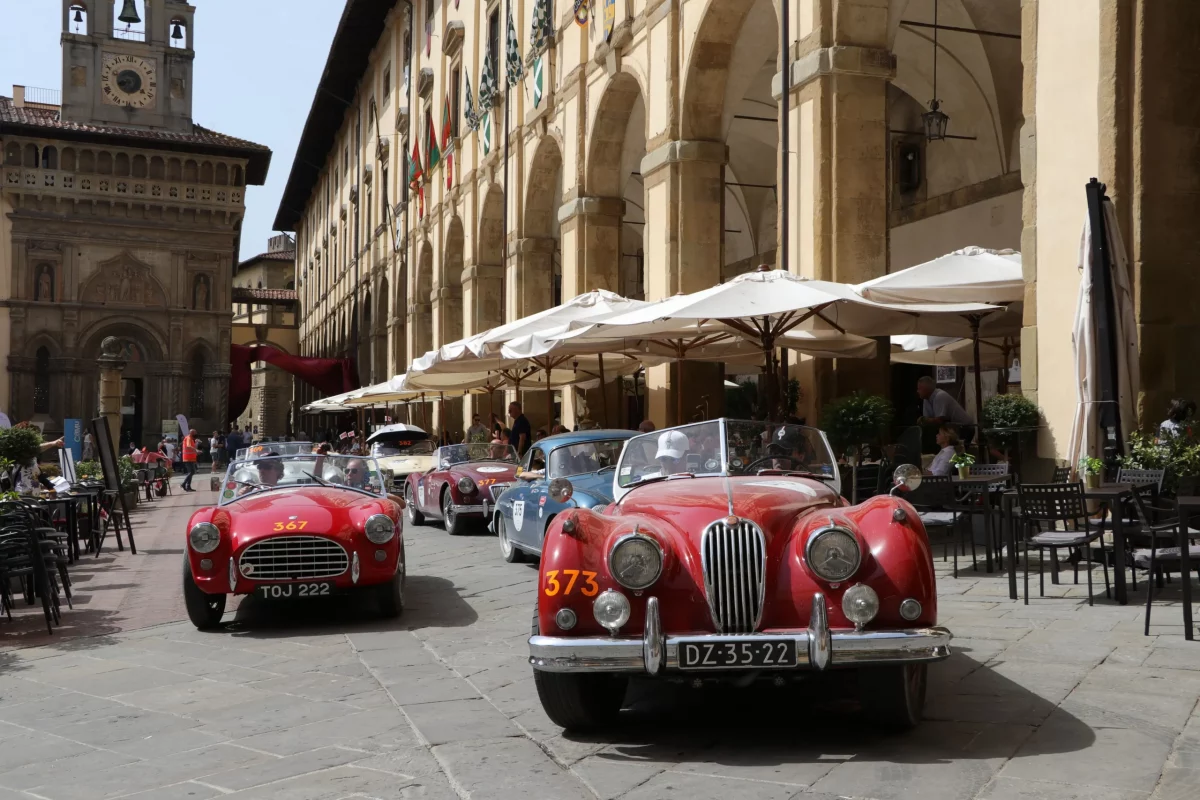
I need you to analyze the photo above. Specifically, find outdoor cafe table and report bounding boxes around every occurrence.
[951,473,1012,575]
[1001,482,1150,604]
[1170,495,1197,641]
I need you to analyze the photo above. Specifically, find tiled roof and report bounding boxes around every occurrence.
[235,249,295,276]
[0,96,271,184]
[232,287,297,303]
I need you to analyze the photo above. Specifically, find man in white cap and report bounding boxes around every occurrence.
[655,429,691,476]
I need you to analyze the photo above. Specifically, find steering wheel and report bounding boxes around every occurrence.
[741,455,811,474]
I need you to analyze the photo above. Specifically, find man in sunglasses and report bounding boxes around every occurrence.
[343,458,371,490]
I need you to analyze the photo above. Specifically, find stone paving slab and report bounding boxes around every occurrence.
[1,487,1198,798]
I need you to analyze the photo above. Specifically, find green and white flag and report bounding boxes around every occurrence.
[463,74,478,131]
[479,44,498,110]
[527,0,553,67]
[532,54,545,108]
[480,111,492,156]
[505,5,524,86]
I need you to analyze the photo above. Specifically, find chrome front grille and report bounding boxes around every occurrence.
[239,536,348,581]
[700,518,767,633]
[488,484,510,502]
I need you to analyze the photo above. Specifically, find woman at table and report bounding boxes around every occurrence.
[927,426,960,477]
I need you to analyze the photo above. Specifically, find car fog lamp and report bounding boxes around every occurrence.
[189,522,220,554]
[608,533,663,591]
[457,476,477,494]
[805,527,861,583]
[374,549,388,562]
[841,584,880,630]
[199,558,213,571]
[592,590,631,633]
[899,598,923,621]
[228,557,237,592]
[549,477,574,503]
[351,552,361,584]
[555,608,577,631]
[365,514,395,544]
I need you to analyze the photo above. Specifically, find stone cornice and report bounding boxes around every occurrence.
[640,140,727,179]
[773,45,897,98]
[558,196,624,224]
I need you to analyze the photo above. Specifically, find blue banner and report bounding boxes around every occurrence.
[64,419,83,463]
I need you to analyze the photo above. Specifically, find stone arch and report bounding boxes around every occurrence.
[5,141,21,166]
[41,145,58,170]
[681,0,778,142]
[61,147,77,171]
[132,154,147,178]
[359,291,373,382]
[80,319,168,362]
[413,241,435,357]
[475,182,506,331]
[439,216,465,345]
[521,136,563,314]
[115,152,130,176]
[375,277,390,380]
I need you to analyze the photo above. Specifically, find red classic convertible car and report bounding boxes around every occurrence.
[183,453,405,629]
[528,419,951,731]
[404,442,520,535]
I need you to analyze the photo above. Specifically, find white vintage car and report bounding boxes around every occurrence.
[368,424,436,483]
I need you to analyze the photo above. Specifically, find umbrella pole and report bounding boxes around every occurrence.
[545,366,553,432]
[597,353,608,427]
[676,360,684,425]
[971,317,987,463]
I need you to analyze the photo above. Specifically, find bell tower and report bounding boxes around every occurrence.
[60,0,196,132]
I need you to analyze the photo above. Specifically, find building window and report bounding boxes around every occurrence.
[488,9,500,78]
[451,66,461,138]
[190,351,206,418]
[382,63,392,102]
[34,347,51,414]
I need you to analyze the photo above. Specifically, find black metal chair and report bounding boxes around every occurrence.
[1052,466,1071,484]
[964,463,1011,559]
[1016,482,1111,606]
[0,502,69,633]
[1125,489,1200,635]
[906,476,973,572]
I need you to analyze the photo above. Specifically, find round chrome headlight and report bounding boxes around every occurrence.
[189,522,220,554]
[842,584,880,629]
[593,589,630,633]
[364,514,395,544]
[805,526,861,583]
[457,476,477,494]
[608,533,663,590]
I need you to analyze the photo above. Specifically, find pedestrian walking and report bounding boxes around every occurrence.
[180,428,198,492]
[210,430,226,473]
[81,430,95,461]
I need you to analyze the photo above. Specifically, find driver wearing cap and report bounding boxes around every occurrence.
[655,430,691,476]
[769,427,815,470]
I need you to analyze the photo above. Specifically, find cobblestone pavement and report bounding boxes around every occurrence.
[1,485,1198,799]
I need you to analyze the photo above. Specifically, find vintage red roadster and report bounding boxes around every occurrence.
[183,452,405,629]
[404,442,520,535]
[528,419,951,731]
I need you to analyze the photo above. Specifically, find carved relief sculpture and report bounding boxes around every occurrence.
[85,253,168,307]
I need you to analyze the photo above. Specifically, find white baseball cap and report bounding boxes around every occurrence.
[655,430,689,460]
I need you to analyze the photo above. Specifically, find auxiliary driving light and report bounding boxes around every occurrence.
[555,608,577,631]
[899,598,923,621]
[592,590,630,633]
[374,549,387,562]
[841,584,879,630]
[199,558,213,571]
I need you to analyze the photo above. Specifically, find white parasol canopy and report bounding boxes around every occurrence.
[1067,196,1140,473]
[467,289,649,357]
[857,247,1023,305]
[890,335,1012,369]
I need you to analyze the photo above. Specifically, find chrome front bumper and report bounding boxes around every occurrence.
[451,500,489,517]
[529,594,952,674]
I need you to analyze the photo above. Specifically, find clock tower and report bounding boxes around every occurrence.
[60,0,196,132]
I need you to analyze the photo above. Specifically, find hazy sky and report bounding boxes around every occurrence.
[0,1,346,261]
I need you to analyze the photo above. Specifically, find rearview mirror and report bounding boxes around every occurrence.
[891,464,923,495]
[549,477,574,503]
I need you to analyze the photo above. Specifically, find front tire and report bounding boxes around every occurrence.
[375,568,404,618]
[858,663,927,731]
[498,515,524,563]
[406,484,425,526]
[182,556,226,630]
[533,670,627,731]
[442,490,466,536]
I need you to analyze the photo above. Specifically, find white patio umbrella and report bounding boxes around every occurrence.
[857,247,1023,304]
[466,289,649,357]
[546,268,998,419]
[1067,191,1139,473]
[890,335,1012,369]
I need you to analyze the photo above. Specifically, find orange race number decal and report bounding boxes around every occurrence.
[543,570,599,597]
[272,520,309,532]
[477,478,498,487]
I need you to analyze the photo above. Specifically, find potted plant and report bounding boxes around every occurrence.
[76,460,102,481]
[982,394,1042,468]
[819,392,894,462]
[951,452,976,479]
[119,455,140,506]
[0,426,45,494]
[1121,431,1200,494]
[1078,456,1103,489]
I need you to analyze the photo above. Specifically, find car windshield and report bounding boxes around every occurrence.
[218,454,386,505]
[371,439,435,458]
[548,440,627,478]
[435,442,518,467]
[616,419,837,489]
[235,442,313,460]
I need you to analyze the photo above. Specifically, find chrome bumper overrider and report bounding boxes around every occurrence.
[528,594,952,674]
[451,500,490,516]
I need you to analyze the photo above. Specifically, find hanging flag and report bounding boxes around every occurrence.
[479,45,498,110]
[574,0,589,26]
[426,110,441,171]
[409,140,423,187]
[442,92,454,190]
[603,0,616,42]
[505,5,524,86]
[464,74,478,130]
[480,110,492,157]
[532,54,545,108]
[425,14,432,57]
[528,0,553,65]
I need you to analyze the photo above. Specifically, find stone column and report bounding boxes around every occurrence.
[96,336,126,449]
[640,140,727,427]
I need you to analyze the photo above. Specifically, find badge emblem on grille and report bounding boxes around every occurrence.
[288,515,298,520]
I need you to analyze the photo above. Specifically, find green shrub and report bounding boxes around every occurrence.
[118,455,138,490]
[820,392,894,457]
[951,452,976,468]
[1120,431,1200,493]
[1078,456,1104,476]
[982,394,1041,446]
[76,460,102,480]
[0,426,43,465]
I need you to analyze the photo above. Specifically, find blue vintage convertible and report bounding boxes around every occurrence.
[490,429,635,562]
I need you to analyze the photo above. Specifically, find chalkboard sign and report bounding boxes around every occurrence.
[90,417,136,554]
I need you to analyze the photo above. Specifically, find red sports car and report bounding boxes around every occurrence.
[183,452,405,629]
[528,419,952,731]
[404,442,520,535]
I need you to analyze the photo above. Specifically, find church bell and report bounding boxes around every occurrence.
[118,0,141,25]
[73,7,83,24]
[171,21,183,40]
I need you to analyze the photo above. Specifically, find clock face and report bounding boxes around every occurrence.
[101,54,156,108]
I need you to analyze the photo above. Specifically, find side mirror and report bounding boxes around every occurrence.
[891,464,923,495]
[549,477,574,503]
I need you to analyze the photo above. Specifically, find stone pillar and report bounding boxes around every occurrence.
[640,141,727,427]
[96,336,126,449]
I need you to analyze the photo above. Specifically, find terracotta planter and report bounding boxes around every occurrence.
[957,465,971,480]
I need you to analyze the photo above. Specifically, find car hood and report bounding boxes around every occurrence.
[221,486,392,540]
[566,470,616,504]
[378,454,433,475]
[453,461,519,483]
[614,475,841,543]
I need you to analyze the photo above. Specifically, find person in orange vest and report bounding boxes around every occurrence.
[180,428,198,492]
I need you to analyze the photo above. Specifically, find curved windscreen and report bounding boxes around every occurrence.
[235,442,313,460]
[616,419,837,490]
[371,439,435,458]
[219,454,386,505]
[435,443,518,467]
[547,439,627,479]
